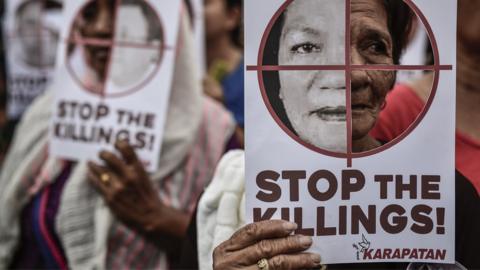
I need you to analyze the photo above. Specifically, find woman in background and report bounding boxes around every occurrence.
[203,0,244,146]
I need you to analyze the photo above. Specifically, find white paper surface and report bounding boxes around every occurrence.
[49,0,182,172]
[245,0,456,264]
[190,0,206,75]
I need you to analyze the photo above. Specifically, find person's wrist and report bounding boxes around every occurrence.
[142,201,166,235]
[139,204,187,252]
[142,203,190,238]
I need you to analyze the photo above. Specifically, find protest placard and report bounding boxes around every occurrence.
[4,0,63,119]
[49,0,182,172]
[190,0,206,74]
[245,0,457,264]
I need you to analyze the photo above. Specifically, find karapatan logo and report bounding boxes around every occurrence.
[352,234,447,261]
[352,234,370,260]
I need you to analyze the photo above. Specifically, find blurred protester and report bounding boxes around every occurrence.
[0,0,61,166]
[14,0,61,69]
[203,0,244,146]
[6,0,62,119]
[0,4,235,269]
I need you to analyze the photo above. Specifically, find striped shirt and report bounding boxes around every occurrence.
[11,97,234,269]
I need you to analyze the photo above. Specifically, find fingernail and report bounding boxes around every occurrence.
[282,222,297,231]
[310,253,321,265]
[299,235,312,247]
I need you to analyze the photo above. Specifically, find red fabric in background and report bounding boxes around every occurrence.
[455,132,480,194]
[371,84,480,194]
[371,84,425,140]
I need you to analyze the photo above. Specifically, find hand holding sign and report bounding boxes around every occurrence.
[87,140,189,243]
[213,220,322,270]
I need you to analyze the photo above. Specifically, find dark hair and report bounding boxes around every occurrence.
[383,0,413,64]
[424,34,434,66]
[262,11,290,131]
[262,1,414,132]
[226,0,243,48]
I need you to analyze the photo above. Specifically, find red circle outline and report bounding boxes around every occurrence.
[255,0,449,162]
[65,0,166,98]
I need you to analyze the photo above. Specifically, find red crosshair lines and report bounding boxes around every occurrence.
[247,0,453,167]
[65,0,172,98]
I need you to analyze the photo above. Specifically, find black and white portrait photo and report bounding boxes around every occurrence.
[262,0,347,153]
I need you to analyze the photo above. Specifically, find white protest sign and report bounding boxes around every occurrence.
[190,0,206,75]
[4,0,63,120]
[245,0,456,264]
[49,0,182,172]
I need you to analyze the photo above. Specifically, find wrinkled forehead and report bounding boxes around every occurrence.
[351,0,387,23]
[282,0,345,34]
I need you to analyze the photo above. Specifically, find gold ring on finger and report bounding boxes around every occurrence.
[257,258,269,270]
[100,173,111,185]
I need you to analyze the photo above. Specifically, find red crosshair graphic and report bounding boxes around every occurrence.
[247,0,453,167]
[65,0,172,98]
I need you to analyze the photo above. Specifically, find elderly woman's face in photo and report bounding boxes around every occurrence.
[278,0,346,152]
[350,0,395,151]
[79,0,115,81]
[276,0,399,153]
